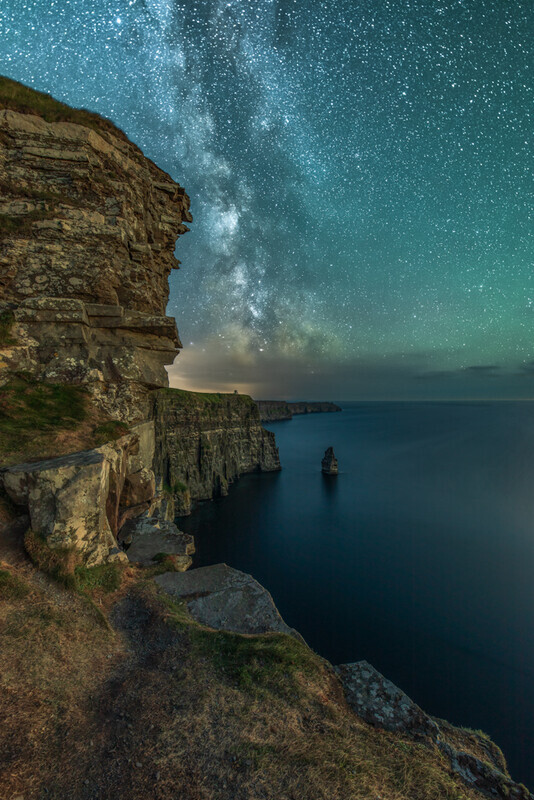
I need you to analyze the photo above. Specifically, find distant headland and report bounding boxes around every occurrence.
[256,400,342,422]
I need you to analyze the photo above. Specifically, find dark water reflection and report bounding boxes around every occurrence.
[178,402,534,786]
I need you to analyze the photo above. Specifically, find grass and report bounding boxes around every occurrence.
[0,562,525,800]
[159,387,225,405]
[75,563,122,593]
[24,529,80,590]
[436,717,510,777]
[0,208,53,235]
[158,587,322,695]
[196,629,322,696]
[23,532,124,632]
[162,479,188,495]
[0,374,130,465]
[0,374,87,456]
[24,530,124,596]
[142,554,191,579]
[92,420,129,445]
[158,387,257,409]
[0,568,31,600]
[0,75,130,143]
[0,560,120,799]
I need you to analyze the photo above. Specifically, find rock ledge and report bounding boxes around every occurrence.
[155,563,302,639]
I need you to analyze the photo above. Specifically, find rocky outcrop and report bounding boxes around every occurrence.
[321,446,338,475]
[336,661,533,800]
[153,389,280,515]
[121,516,194,570]
[155,563,302,639]
[0,421,170,565]
[335,661,439,740]
[0,78,191,422]
[256,400,341,422]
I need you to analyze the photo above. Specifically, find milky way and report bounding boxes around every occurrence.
[1,0,533,398]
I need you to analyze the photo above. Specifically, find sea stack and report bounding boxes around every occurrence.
[322,446,338,475]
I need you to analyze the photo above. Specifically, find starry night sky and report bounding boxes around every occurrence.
[1,0,533,399]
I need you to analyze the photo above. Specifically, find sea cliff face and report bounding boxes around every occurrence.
[153,389,280,515]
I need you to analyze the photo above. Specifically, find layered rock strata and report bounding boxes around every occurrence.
[153,389,281,515]
[0,81,191,422]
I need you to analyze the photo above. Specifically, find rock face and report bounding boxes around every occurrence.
[0,421,171,566]
[0,80,284,565]
[0,80,191,422]
[155,563,302,639]
[121,516,194,570]
[153,389,281,515]
[321,446,338,475]
[256,400,341,422]
[335,661,439,740]
[336,661,533,800]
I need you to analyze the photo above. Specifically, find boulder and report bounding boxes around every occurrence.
[335,661,439,740]
[155,563,302,639]
[122,516,194,570]
[1,449,127,566]
[0,425,160,567]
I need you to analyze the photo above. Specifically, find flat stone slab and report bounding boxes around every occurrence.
[335,660,439,740]
[122,517,194,568]
[155,563,302,639]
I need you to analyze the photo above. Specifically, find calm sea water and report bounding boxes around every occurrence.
[179,402,534,786]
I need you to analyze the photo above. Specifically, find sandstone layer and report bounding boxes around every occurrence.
[0,78,191,422]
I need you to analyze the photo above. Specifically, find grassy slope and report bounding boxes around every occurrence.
[0,556,509,800]
[0,375,128,466]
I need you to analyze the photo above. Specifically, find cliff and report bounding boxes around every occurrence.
[153,389,280,515]
[0,79,531,800]
[0,77,280,566]
[0,76,191,423]
[257,400,342,422]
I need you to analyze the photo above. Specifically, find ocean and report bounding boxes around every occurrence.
[178,401,534,786]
